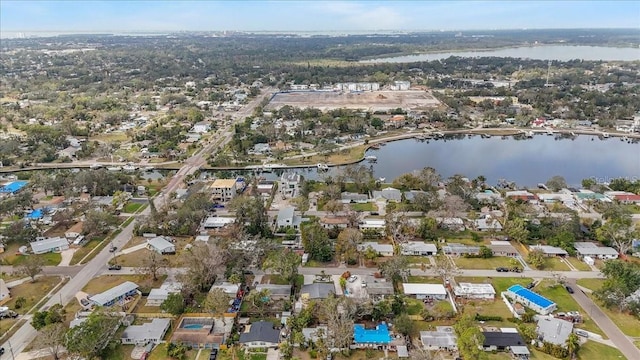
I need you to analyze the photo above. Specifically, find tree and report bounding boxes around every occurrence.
[527,249,546,269]
[161,293,186,316]
[205,288,232,324]
[83,209,119,240]
[565,332,580,359]
[318,296,355,353]
[139,250,168,281]
[378,256,409,282]
[166,342,189,360]
[34,323,67,360]
[393,313,416,337]
[546,175,568,192]
[18,255,44,282]
[433,255,460,282]
[301,222,334,262]
[478,245,493,258]
[505,217,530,244]
[335,228,363,264]
[596,208,638,254]
[31,304,65,330]
[244,288,272,317]
[263,248,301,284]
[417,217,438,241]
[230,195,270,236]
[64,310,121,360]
[324,199,344,216]
[178,243,226,297]
[454,315,487,360]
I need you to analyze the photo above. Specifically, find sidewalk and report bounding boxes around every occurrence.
[119,243,147,255]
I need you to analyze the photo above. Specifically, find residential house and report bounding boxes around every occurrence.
[88,281,140,307]
[536,316,574,346]
[30,237,69,254]
[171,316,233,349]
[475,190,502,203]
[403,190,427,203]
[210,282,241,297]
[529,245,568,257]
[475,217,503,231]
[251,143,271,155]
[256,284,291,300]
[372,188,402,202]
[147,236,176,254]
[420,326,457,351]
[211,179,238,202]
[507,285,557,315]
[453,283,496,300]
[203,217,235,229]
[0,279,10,305]
[505,190,538,202]
[191,121,212,133]
[442,243,480,257]
[363,277,395,302]
[121,318,171,345]
[301,326,328,346]
[280,172,301,198]
[402,283,447,300]
[239,321,281,348]
[482,329,529,357]
[436,217,465,231]
[574,242,619,260]
[276,207,302,230]
[146,289,172,307]
[300,283,335,301]
[489,240,518,257]
[400,242,437,256]
[319,216,350,229]
[358,242,394,257]
[341,192,369,204]
[353,323,391,349]
[64,222,84,240]
[359,219,386,233]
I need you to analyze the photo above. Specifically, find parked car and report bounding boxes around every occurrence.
[108,264,122,270]
[526,282,536,289]
[348,275,358,283]
[0,310,18,319]
[565,285,575,294]
[496,267,509,272]
[109,246,117,253]
[210,348,218,360]
[510,267,523,273]
[0,347,5,355]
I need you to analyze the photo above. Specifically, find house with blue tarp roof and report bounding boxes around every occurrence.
[0,181,28,194]
[507,285,556,315]
[27,208,44,220]
[353,323,391,347]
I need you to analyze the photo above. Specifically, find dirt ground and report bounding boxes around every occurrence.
[266,90,441,112]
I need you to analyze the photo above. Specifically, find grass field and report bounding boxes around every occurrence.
[577,340,625,359]
[90,132,129,143]
[113,238,191,267]
[9,252,62,266]
[576,278,604,292]
[4,276,61,314]
[566,257,593,271]
[542,257,571,271]
[70,237,107,265]
[454,256,514,270]
[589,295,640,337]
[123,202,143,213]
[350,202,376,212]
[83,274,166,296]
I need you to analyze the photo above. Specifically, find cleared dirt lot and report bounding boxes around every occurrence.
[266,90,442,112]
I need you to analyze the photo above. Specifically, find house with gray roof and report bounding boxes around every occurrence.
[239,321,280,348]
[341,192,369,204]
[530,245,568,257]
[358,242,394,257]
[574,242,618,260]
[121,318,171,345]
[147,236,176,254]
[30,237,69,254]
[403,190,427,202]
[420,326,457,351]
[276,207,302,229]
[256,284,292,300]
[372,187,402,202]
[88,281,139,307]
[280,172,301,198]
[301,326,328,345]
[363,277,395,301]
[300,283,335,300]
[400,241,437,256]
[536,316,573,346]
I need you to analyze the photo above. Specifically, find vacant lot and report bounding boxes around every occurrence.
[454,256,514,270]
[267,90,441,112]
[4,276,61,314]
[566,257,592,271]
[82,274,166,296]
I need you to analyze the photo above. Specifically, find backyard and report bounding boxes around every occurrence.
[83,274,166,296]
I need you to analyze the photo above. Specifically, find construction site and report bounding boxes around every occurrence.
[266,90,442,112]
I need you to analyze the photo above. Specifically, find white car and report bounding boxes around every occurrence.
[347,275,358,283]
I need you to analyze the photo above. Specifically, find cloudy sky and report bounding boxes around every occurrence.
[1,1,639,33]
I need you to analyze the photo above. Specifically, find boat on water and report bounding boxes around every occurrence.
[144,166,155,171]
[546,129,555,135]
[601,132,610,139]
[317,163,329,171]
[525,131,534,138]
[377,177,386,183]
[365,155,377,162]
[122,164,138,171]
[621,136,629,142]
[369,144,380,150]
[89,164,103,170]
[106,166,122,171]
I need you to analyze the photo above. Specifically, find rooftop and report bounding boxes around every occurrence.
[508,285,555,309]
[454,283,496,296]
[211,179,237,189]
[239,321,280,344]
[301,283,335,299]
[353,323,391,344]
[402,283,447,295]
[536,316,574,346]
[89,281,139,306]
[122,318,170,342]
[482,331,526,347]
[420,326,457,348]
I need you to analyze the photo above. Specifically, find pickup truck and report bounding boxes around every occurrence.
[0,308,19,319]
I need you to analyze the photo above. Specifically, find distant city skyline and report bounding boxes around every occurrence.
[1,0,639,36]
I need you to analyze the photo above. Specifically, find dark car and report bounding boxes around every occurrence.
[210,348,218,360]
[496,267,509,272]
[109,246,117,253]
[526,282,536,289]
[108,264,122,270]
[0,347,5,355]
[565,286,575,294]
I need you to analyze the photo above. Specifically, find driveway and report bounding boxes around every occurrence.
[58,248,76,266]
[566,279,640,360]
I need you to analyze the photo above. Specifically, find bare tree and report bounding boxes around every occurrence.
[318,296,355,353]
[138,250,168,281]
[204,288,232,324]
[385,212,411,246]
[18,255,45,282]
[324,200,344,216]
[35,323,67,360]
[433,255,460,283]
[178,243,226,294]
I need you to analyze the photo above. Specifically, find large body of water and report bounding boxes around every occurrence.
[362,45,640,63]
[241,135,639,188]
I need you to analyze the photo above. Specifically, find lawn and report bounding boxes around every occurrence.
[589,294,640,337]
[405,298,425,315]
[147,344,197,360]
[123,202,144,213]
[104,343,135,360]
[566,257,593,271]
[9,252,61,266]
[577,340,625,359]
[113,237,193,267]
[454,256,514,270]
[83,274,166,296]
[407,275,443,284]
[350,202,376,212]
[542,257,571,271]
[70,237,107,265]
[462,298,514,319]
[90,132,129,143]
[576,279,604,292]
[3,276,61,314]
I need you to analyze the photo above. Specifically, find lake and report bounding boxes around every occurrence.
[361,45,640,63]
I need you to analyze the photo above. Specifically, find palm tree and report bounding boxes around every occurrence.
[565,333,580,359]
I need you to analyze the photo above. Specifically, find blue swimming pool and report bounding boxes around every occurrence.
[183,324,203,329]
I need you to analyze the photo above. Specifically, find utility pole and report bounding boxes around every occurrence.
[545,60,552,87]
[8,339,15,360]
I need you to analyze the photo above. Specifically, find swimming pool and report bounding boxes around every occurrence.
[183,324,203,329]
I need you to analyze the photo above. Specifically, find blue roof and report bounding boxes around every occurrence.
[353,324,391,344]
[27,208,44,219]
[508,285,555,309]
[0,181,28,194]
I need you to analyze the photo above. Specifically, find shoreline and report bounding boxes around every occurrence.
[1,128,636,174]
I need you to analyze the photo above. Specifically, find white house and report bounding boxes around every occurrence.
[529,245,568,257]
[276,207,302,229]
[147,236,176,254]
[280,172,301,198]
[400,242,437,256]
[209,282,241,297]
[442,243,480,256]
[574,242,619,260]
[191,121,212,134]
[64,222,84,240]
[359,219,386,233]
[420,327,458,351]
[203,217,235,229]
[536,316,574,346]
[372,188,402,202]
[256,284,292,300]
[121,318,171,345]
[88,281,140,307]
[211,179,238,202]
[359,242,394,257]
[402,283,447,300]
[453,283,496,300]
[475,217,502,231]
[30,237,69,254]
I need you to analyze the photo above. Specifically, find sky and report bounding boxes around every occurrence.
[1,0,639,35]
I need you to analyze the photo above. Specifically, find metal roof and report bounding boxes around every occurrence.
[30,237,68,253]
[122,318,171,342]
[89,281,139,306]
[508,285,555,309]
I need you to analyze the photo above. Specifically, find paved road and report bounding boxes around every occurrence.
[566,279,639,360]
